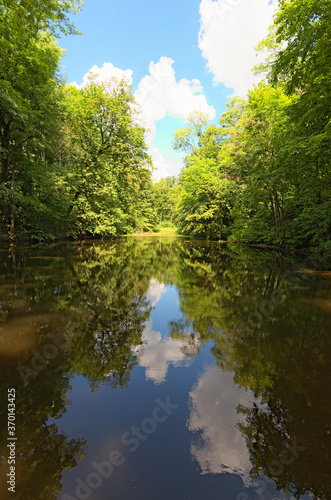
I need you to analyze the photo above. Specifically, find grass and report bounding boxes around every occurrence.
[123,225,180,237]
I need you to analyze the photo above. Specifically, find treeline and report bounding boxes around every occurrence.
[157,0,330,253]
[1,0,330,252]
[0,0,156,241]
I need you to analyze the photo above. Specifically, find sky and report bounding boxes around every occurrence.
[59,0,278,180]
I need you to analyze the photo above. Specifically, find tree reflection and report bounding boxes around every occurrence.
[0,352,87,499]
[205,252,331,499]
[165,242,330,499]
[0,238,330,498]
[233,293,331,499]
[0,238,185,497]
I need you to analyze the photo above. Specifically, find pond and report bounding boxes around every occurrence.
[0,237,330,500]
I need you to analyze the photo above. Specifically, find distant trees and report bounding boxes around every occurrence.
[153,176,179,227]
[172,111,240,238]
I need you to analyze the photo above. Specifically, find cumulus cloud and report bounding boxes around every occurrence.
[134,57,216,179]
[70,58,215,178]
[199,0,278,96]
[188,365,255,482]
[70,62,133,90]
[146,278,167,307]
[132,319,194,384]
[135,57,215,126]
[148,146,183,180]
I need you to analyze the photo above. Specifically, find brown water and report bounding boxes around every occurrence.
[0,237,330,500]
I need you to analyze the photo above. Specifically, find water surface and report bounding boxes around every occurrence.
[0,237,330,499]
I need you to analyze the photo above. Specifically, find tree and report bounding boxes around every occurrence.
[222,84,297,243]
[172,111,210,158]
[61,78,153,237]
[176,158,239,238]
[173,107,242,239]
[256,0,331,250]
[0,0,82,240]
[153,176,179,226]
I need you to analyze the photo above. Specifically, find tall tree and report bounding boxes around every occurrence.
[61,78,153,236]
[256,0,331,250]
[0,0,82,239]
[222,84,298,243]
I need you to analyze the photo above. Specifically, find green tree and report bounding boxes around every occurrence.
[0,0,82,240]
[61,78,153,237]
[256,0,331,250]
[153,176,179,226]
[173,108,241,239]
[176,158,239,238]
[222,84,297,243]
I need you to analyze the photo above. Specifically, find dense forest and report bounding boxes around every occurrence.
[0,0,330,252]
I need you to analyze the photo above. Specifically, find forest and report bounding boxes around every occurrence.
[0,0,330,252]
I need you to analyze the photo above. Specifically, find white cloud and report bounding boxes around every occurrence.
[134,57,216,179]
[132,319,193,384]
[70,58,215,179]
[135,57,215,125]
[149,146,182,181]
[133,278,201,384]
[188,365,255,482]
[146,278,167,307]
[199,0,278,96]
[70,62,133,90]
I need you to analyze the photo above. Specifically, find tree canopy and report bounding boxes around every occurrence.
[168,0,330,253]
[0,0,329,253]
[0,0,156,242]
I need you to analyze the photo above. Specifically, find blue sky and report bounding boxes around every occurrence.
[59,0,278,179]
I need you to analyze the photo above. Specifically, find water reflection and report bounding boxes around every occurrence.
[133,319,190,384]
[188,366,253,483]
[0,238,330,499]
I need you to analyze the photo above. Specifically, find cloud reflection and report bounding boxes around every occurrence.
[146,278,167,307]
[133,279,200,384]
[134,320,195,384]
[188,366,255,485]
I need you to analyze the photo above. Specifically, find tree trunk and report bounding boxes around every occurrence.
[1,119,11,227]
[274,191,281,238]
[10,141,16,241]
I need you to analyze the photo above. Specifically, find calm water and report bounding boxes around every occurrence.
[0,237,330,500]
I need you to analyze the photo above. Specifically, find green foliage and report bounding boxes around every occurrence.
[254,0,331,250]
[172,109,241,239]
[170,0,330,252]
[177,158,240,238]
[61,79,154,237]
[0,0,81,240]
[224,84,297,243]
[0,1,156,241]
[153,176,180,226]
